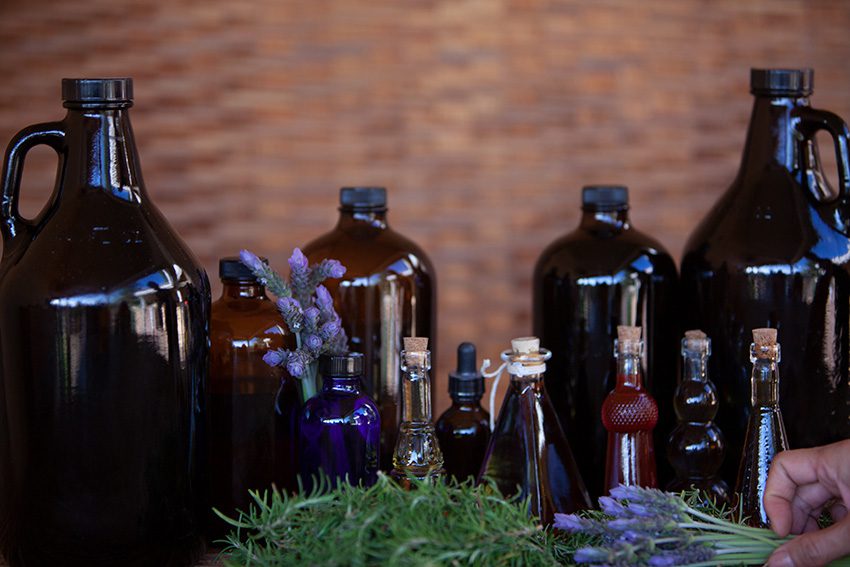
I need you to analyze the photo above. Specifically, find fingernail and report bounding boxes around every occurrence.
[769,550,795,567]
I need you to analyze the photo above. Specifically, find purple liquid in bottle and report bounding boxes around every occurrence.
[299,353,380,489]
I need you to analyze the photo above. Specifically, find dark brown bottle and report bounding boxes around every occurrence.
[0,79,208,566]
[681,69,850,486]
[478,337,590,525]
[533,185,678,501]
[208,258,300,540]
[435,343,490,482]
[303,187,436,471]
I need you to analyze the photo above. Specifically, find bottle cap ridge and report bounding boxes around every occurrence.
[62,78,133,103]
[750,68,813,96]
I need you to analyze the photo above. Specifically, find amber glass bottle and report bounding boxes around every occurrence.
[303,187,436,470]
[435,343,490,482]
[681,69,850,487]
[533,186,678,500]
[479,337,590,525]
[667,330,728,504]
[0,79,208,566]
[736,328,789,528]
[602,326,658,493]
[208,258,300,539]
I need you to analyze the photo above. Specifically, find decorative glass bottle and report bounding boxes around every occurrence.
[0,78,208,566]
[533,185,678,500]
[299,353,380,490]
[667,330,729,504]
[602,326,658,493]
[436,342,490,482]
[479,337,590,525]
[391,337,444,484]
[303,187,436,471]
[681,68,850,486]
[736,328,789,528]
[208,257,300,539]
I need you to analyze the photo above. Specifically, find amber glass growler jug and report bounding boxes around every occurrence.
[303,187,436,471]
[681,69,850,486]
[0,79,209,566]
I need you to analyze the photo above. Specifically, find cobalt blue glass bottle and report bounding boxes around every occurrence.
[299,353,380,489]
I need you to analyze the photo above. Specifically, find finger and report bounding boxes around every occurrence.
[768,517,850,567]
[765,447,827,537]
[788,482,835,534]
[830,502,848,523]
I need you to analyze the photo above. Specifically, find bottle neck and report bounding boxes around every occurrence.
[336,208,389,230]
[579,208,629,234]
[682,352,708,383]
[221,280,267,299]
[62,105,145,202]
[616,352,643,388]
[739,95,811,175]
[750,357,780,408]
[322,375,362,395]
[449,395,483,408]
[401,362,432,422]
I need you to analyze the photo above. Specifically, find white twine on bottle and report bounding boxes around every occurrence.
[480,353,547,432]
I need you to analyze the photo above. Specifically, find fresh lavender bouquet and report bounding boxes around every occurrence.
[240,248,348,402]
[555,485,850,566]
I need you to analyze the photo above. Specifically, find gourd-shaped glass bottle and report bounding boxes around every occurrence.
[602,326,658,493]
[736,328,789,528]
[391,337,444,484]
[303,187,436,471]
[435,342,490,482]
[681,69,850,486]
[533,185,678,500]
[0,78,208,566]
[208,257,300,539]
[299,353,381,490]
[479,337,590,525]
[667,330,729,504]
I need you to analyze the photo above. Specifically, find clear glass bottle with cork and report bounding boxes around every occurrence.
[479,336,590,525]
[391,337,444,485]
[735,328,789,528]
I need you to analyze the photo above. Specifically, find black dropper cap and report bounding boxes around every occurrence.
[750,68,813,97]
[449,342,484,401]
[219,256,268,282]
[340,187,387,211]
[62,78,133,104]
[320,352,365,377]
[581,185,629,212]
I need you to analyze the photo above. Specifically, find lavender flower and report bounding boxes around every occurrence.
[288,248,311,303]
[286,349,310,378]
[312,259,346,281]
[239,249,266,272]
[277,297,303,331]
[304,334,323,353]
[315,285,335,316]
[647,546,714,566]
[263,349,289,367]
[303,307,320,332]
[319,320,341,341]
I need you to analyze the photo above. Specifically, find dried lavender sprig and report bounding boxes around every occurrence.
[239,249,292,298]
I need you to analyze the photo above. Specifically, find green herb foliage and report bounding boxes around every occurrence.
[217,473,572,567]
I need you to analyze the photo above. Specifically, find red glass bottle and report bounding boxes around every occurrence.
[602,326,658,493]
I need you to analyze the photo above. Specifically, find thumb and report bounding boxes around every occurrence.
[768,519,850,567]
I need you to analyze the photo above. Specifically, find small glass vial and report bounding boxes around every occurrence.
[436,343,490,482]
[667,330,729,504]
[299,353,380,490]
[479,336,590,525]
[735,328,789,527]
[602,326,659,493]
[391,337,444,484]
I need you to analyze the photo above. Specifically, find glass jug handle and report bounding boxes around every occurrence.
[795,107,850,201]
[0,122,65,255]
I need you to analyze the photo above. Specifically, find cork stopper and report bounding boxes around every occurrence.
[403,337,428,352]
[685,329,707,340]
[753,328,777,348]
[511,336,540,355]
[617,326,642,342]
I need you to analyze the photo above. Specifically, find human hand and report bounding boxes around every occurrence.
[764,440,850,566]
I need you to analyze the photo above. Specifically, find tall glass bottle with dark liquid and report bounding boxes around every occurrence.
[681,69,850,486]
[303,187,436,471]
[479,337,590,525]
[736,328,789,528]
[436,342,490,481]
[208,258,300,539]
[0,79,208,566]
[533,185,678,500]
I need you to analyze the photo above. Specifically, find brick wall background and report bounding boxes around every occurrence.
[2,0,850,415]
